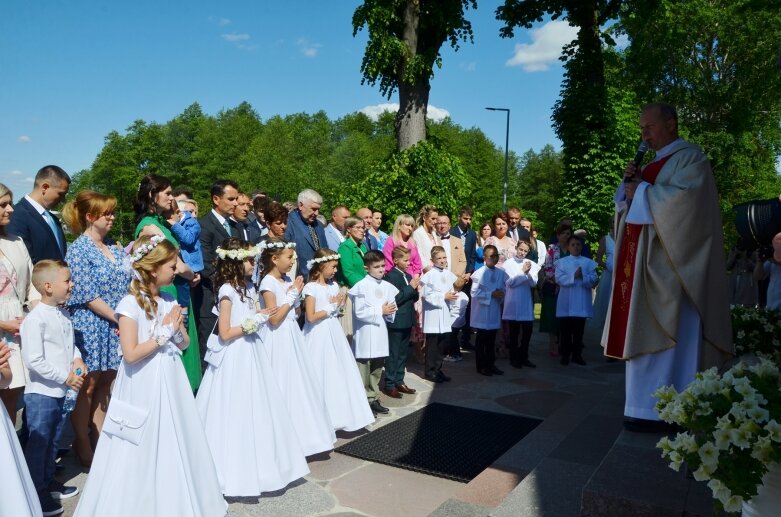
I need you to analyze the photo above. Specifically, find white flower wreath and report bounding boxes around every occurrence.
[306,253,340,270]
[129,234,166,263]
[258,241,296,252]
[216,245,262,261]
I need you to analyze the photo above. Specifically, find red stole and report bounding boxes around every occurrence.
[604,155,673,358]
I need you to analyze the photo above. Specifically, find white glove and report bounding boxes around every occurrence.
[253,312,270,327]
[327,303,340,317]
[153,324,176,347]
[286,288,300,307]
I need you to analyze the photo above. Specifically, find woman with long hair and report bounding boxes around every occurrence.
[412,205,440,272]
[62,190,132,466]
[485,212,516,266]
[133,174,201,391]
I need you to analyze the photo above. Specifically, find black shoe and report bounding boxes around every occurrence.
[369,399,389,414]
[48,480,78,500]
[437,372,452,382]
[521,360,536,368]
[478,368,493,376]
[40,493,63,516]
[490,366,504,375]
[571,357,587,366]
[425,375,444,383]
[510,361,523,369]
[560,358,570,365]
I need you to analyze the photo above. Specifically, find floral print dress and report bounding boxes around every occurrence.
[65,234,131,371]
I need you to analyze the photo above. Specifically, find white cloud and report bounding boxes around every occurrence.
[9,170,23,175]
[221,32,250,43]
[613,33,629,50]
[359,103,451,122]
[297,38,322,58]
[24,177,34,183]
[506,20,578,72]
[459,61,477,72]
[218,18,231,26]
[17,135,30,143]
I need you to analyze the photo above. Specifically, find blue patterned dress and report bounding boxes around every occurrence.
[65,234,131,371]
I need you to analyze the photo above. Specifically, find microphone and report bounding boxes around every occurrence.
[624,141,649,182]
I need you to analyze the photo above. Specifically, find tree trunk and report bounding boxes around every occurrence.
[396,79,429,150]
[396,0,428,150]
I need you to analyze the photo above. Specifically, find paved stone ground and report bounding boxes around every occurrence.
[44,323,696,516]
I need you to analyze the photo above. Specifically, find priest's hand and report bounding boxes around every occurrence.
[624,179,640,201]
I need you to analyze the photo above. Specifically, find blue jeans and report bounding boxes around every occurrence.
[23,393,64,493]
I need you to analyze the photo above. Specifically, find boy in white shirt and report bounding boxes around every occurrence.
[421,246,466,383]
[555,236,599,366]
[21,260,86,516]
[349,251,398,416]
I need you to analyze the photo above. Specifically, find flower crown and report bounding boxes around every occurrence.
[130,234,166,263]
[306,253,340,270]
[259,241,296,251]
[216,245,261,261]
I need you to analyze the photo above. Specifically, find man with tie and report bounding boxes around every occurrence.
[507,207,531,244]
[284,189,327,280]
[231,192,263,245]
[9,165,71,264]
[356,207,379,251]
[194,179,240,351]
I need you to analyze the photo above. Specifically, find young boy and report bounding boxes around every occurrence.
[555,236,598,366]
[349,251,398,415]
[421,246,466,383]
[470,245,509,376]
[383,246,420,398]
[21,260,86,516]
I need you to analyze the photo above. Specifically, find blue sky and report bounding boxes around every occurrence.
[1,0,580,197]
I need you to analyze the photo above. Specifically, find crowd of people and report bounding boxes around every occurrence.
[0,165,606,516]
[1,102,774,516]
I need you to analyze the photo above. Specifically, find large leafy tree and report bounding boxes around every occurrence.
[353,0,477,150]
[619,0,781,235]
[497,1,634,242]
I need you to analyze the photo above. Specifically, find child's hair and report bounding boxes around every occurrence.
[31,259,68,293]
[128,235,178,320]
[260,238,293,279]
[308,248,339,282]
[516,239,532,250]
[567,235,582,245]
[483,244,499,262]
[363,250,385,267]
[391,245,410,261]
[61,190,117,234]
[214,238,254,302]
[430,245,446,259]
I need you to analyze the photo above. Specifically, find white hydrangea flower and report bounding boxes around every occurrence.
[698,442,719,469]
[723,495,744,513]
[765,420,781,442]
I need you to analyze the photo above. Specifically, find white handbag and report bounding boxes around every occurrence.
[103,399,149,445]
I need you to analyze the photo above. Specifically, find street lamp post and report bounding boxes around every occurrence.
[485,107,510,211]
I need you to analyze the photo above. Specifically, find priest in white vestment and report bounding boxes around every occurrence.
[602,102,734,431]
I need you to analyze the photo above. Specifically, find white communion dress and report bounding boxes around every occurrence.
[74,294,227,517]
[302,281,374,432]
[196,282,309,496]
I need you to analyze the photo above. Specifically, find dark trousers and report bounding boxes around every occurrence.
[386,328,412,389]
[559,317,586,361]
[425,332,450,378]
[475,329,497,371]
[23,393,64,494]
[506,320,533,365]
[449,284,472,354]
[193,282,216,365]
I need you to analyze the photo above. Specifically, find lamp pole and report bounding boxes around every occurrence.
[485,107,510,211]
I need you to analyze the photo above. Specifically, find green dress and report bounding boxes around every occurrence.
[135,214,202,391]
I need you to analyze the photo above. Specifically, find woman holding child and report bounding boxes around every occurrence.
[62,190,131,466]
[134,174,201,391]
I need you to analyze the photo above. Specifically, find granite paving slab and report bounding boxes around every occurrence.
[548,414,624,466]
[494,390,574,418]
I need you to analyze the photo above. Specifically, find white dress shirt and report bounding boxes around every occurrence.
[21,302,81,398]
[554,255,598,318]
[502,257,540,321]
[421,267,457,333]
[470,266,508,330]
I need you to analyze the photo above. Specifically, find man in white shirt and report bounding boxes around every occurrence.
[325,205,350,252]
